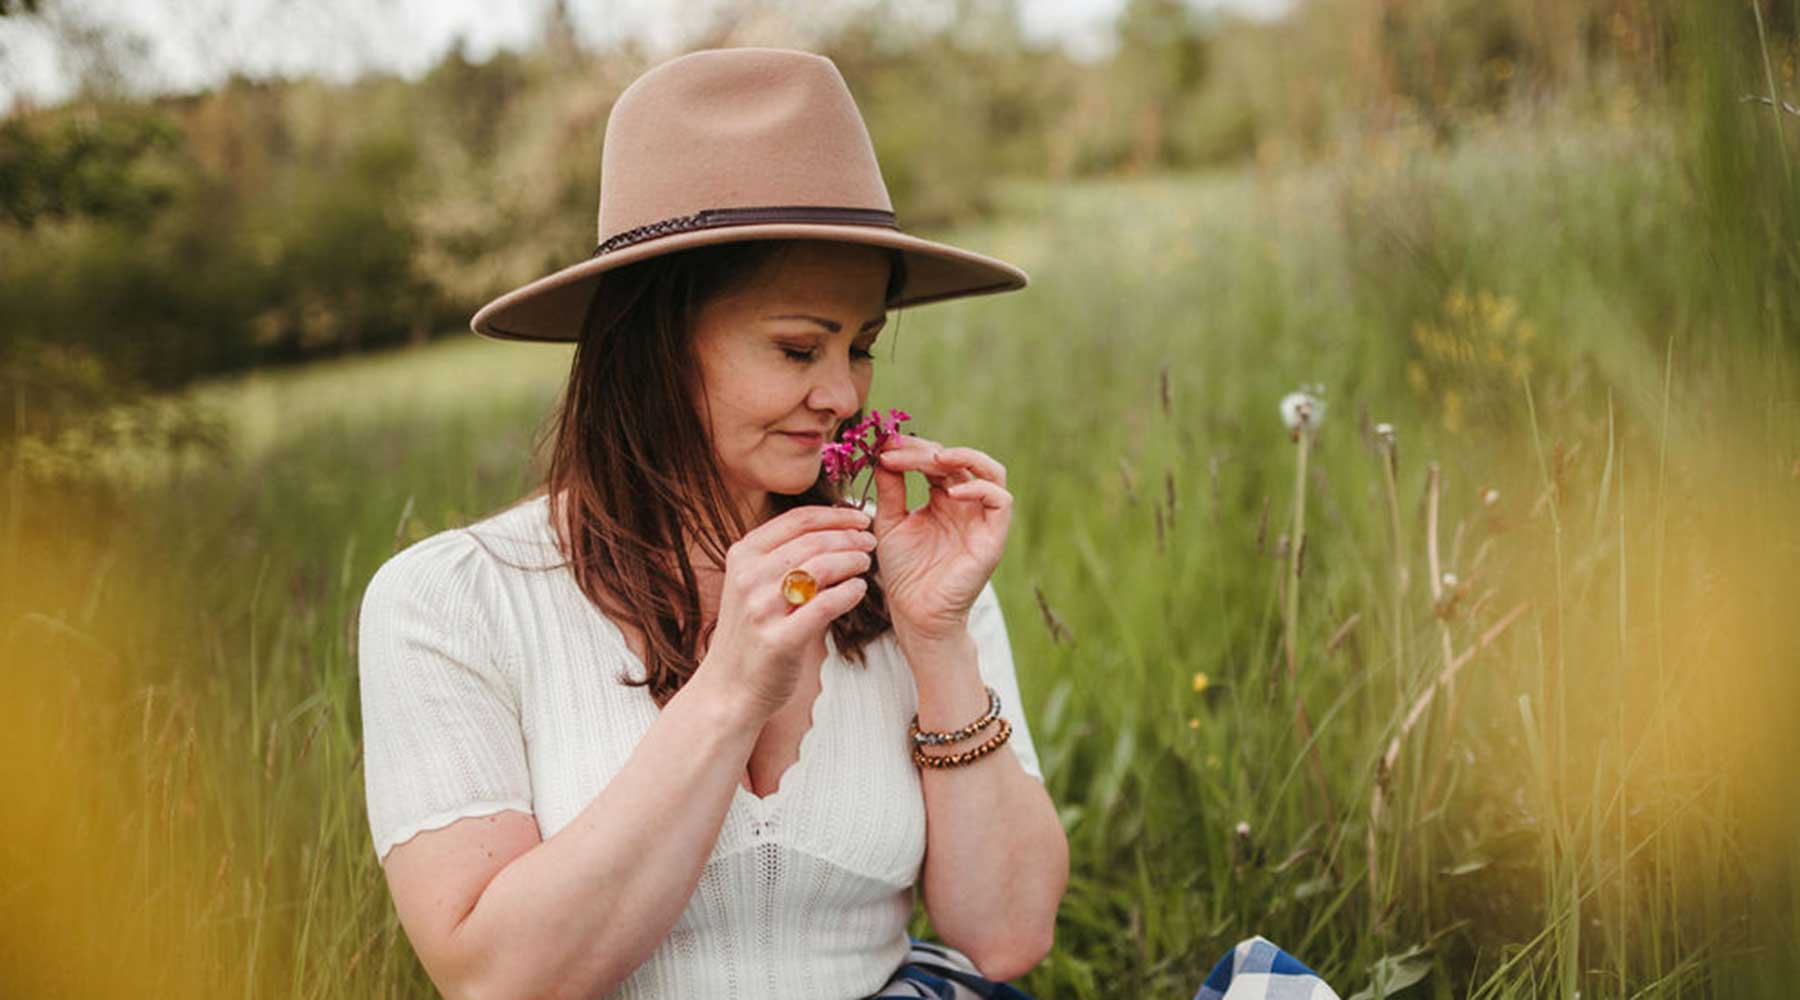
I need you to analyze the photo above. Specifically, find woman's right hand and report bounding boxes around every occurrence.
[702,503,878,721]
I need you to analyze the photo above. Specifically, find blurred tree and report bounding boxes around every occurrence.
[0,113,182,228]
[1113,0,1212,170]
[421,35,530,163]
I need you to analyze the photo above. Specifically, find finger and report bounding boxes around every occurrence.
[873,445,908,536]
[877,445,970,484]
[791,549,874,595]
[779,573,870,634]
[936,447,1006,488]
[890,432,940,452]
[739,503,872,556]
[944,479,1013,512]
[765,527,877,576]
[764,549,874,617]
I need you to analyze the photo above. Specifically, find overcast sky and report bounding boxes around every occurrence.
[0,0,1292,115]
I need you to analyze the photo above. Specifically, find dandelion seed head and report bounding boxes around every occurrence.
[1442,571,1458,587]
[1279,388,1326,433]
[1235,820,1252,838]
[1483,487,1500,506]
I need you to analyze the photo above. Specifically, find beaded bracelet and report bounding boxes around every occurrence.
[909,686,1001,746]
[913,717,1012,770]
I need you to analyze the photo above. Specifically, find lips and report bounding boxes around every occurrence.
[778,431,825,445]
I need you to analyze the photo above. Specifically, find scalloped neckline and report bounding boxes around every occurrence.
[592,602,835,818]
[733,634,835,814]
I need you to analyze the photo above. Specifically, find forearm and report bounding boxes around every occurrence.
[451,671,762,1000]
[907,631,1069,982]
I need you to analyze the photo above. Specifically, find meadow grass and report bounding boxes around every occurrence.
[3,105,1797,998]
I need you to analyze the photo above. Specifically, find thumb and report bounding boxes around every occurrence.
[872,452,906,536]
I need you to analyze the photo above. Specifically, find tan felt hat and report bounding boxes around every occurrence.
[469,47,1030,343]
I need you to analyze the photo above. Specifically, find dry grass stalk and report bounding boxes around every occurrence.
[1326,612,1362,655]
[1372,600,1531,825]
[1033,583,1075,646]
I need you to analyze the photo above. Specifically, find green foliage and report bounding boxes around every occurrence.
[0,111,182,228]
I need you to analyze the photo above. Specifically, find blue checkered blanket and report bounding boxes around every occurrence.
[865,938,1035,998]
[866,935,1339,999]
[1193,936,1342,1000]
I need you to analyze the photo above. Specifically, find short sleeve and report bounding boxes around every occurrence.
[357,531,534,863]
[967,579,1044,782]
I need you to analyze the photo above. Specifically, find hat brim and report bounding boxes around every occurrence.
[468,223,1028,343]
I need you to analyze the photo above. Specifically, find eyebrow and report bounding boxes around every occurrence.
[763,313,887,334]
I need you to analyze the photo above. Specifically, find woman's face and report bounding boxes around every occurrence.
[688,240,893,524]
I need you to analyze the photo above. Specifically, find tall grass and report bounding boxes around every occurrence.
[4,27,1798,998]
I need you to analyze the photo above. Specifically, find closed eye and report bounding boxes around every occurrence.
[783,346,877,363]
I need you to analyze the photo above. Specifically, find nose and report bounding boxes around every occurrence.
[807,350,862,423]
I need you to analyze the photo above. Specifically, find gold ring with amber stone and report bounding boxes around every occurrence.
[780,568,818,607]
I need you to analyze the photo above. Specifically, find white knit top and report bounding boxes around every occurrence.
[357,492,1043,999]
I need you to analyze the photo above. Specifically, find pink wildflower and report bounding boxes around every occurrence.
[821,408,912,507]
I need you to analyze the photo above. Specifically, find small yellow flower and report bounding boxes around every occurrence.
[1188,718,1201,730]
[1192,672,1209,693]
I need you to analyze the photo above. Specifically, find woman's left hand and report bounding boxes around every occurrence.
[869,433,1013,644]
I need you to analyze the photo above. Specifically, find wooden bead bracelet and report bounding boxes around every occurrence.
[912,716,1012,770]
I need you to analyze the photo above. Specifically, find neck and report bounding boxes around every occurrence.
[733,488,774,531]
[686,485,770,561]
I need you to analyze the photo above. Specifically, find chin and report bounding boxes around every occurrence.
[772,474,820,495]
[738,464,806,496]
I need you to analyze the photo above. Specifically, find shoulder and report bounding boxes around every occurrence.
[361,500,543,637]
[363,526,491,610]
[363,495,553,609]
[356,517,530,695]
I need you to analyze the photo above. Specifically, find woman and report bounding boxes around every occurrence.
[357,47,1067,999]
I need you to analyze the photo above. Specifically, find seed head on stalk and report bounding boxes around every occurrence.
[1278,383,1336,858]
[1280,384,1327,442]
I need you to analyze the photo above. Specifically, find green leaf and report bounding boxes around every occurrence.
[1346,943,1433,1000]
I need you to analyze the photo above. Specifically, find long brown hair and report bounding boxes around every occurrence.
[535,239,907,708]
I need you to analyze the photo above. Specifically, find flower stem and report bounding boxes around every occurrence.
[1284,430,1308,673]
[1283,427,1338,858]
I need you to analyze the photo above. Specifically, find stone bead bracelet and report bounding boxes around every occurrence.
[912,717,1013,770]
[908,686,1001,747]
